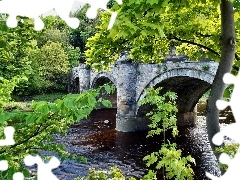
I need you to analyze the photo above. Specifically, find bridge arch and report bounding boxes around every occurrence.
[91,72,117,109]
[91,72,117,89]
[72,77,80,93]
[137,68,215,103]
[137,68,215,125]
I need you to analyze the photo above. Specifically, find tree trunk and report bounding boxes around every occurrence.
[206,0,235,170]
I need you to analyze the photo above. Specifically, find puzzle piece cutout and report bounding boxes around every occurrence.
[24,155,60,180]
[206,72,240,179]
[0,126,60,180]
[12,172,24,180]
[216,73,240,121]
[0,126,24,180]
[0,159,24,180]
[0,126,15,146]
[0,160,8,171]
[0,0,122,30]
[82,0,122,29]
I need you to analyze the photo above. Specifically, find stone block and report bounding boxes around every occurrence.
[116,116,149,132]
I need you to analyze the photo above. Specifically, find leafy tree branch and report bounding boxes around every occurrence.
[167,35,220,57]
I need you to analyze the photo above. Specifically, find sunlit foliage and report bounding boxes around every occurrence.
[85,0,240,71]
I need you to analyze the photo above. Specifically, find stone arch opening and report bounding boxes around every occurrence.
[137,70,214,126]
[92,76,117,109]
[153,76,211,113]
[71,77,80,93]
[91,72,117,89]
[137,68,215,103]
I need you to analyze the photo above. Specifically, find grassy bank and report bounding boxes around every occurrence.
[3,93,67,111]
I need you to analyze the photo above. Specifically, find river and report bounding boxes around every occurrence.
[43,103,234,180]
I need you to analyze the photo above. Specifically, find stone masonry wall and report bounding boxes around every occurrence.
[70,56,219,132]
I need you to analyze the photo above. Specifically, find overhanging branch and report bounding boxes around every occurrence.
[167,36,221,57]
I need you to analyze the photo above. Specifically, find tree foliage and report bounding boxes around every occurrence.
[37,29,68,48]
[0,13,117,179]
[0,83,114,179]
[215,143,240,170]
[68,4,100,62]
[0,16,44,95]
[74,166,135,180]
[85,0,240,71]
[0,14,82,95]
[0,77,26,106]
[0,1,238,178]
[139,87,195,180]
[37,26,80,67]
[31,41,70,93]
[85,2,239,175]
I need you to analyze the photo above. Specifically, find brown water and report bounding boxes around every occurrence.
[48,103,234,180]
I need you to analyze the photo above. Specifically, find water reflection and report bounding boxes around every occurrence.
[197,102,235,124]
[53,104,234,180]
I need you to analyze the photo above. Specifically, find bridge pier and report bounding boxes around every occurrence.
[176,106,197,126]
[176,112,197,126]
[78,64,90,93]
[116,116,150,132]
[115,60,147,132]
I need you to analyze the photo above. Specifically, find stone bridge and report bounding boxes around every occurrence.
[70,54,218,132]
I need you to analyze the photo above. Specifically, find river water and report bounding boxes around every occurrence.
[47,103,234,180]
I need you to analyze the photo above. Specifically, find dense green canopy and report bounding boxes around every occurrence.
[85,0,240,71]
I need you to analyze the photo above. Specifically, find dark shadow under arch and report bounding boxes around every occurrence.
[137,76,211,124]
[92,76,117,108]
[153,76,211,113]
[91,72,116,89]
[71,77,80,93]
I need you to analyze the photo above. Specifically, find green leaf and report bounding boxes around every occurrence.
[101,100,112,108]
[25,114,37,124]
[146,0,159,5]
[88,95,96,107]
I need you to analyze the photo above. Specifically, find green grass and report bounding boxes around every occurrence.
[32,93,67,102]
[4,93,67,111]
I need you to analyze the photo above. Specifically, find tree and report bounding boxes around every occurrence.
[0,82,114,179]
[37,29,68,47]
[206,0,236,151]
[37,28,81,67]
[0,13,115,179]
[68,4,100,62]
[86,0,239,68]
[31,41,70,93]
[0,16,44,95]
[0,14,82,96]
[85,0,239,173]
[0,15,78,95]
[139,88,195,179]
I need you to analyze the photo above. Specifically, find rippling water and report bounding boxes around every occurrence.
[48,104,234,180]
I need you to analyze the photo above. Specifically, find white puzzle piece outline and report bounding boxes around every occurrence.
[24,155,60,180]
[0,126,15,146]
[206,72,240,179]
[0,126,24,180]
[0,126,60,179]
[0,0,122,30]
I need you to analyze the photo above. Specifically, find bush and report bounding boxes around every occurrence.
[30,41,70,94]
[74,166,136,180]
